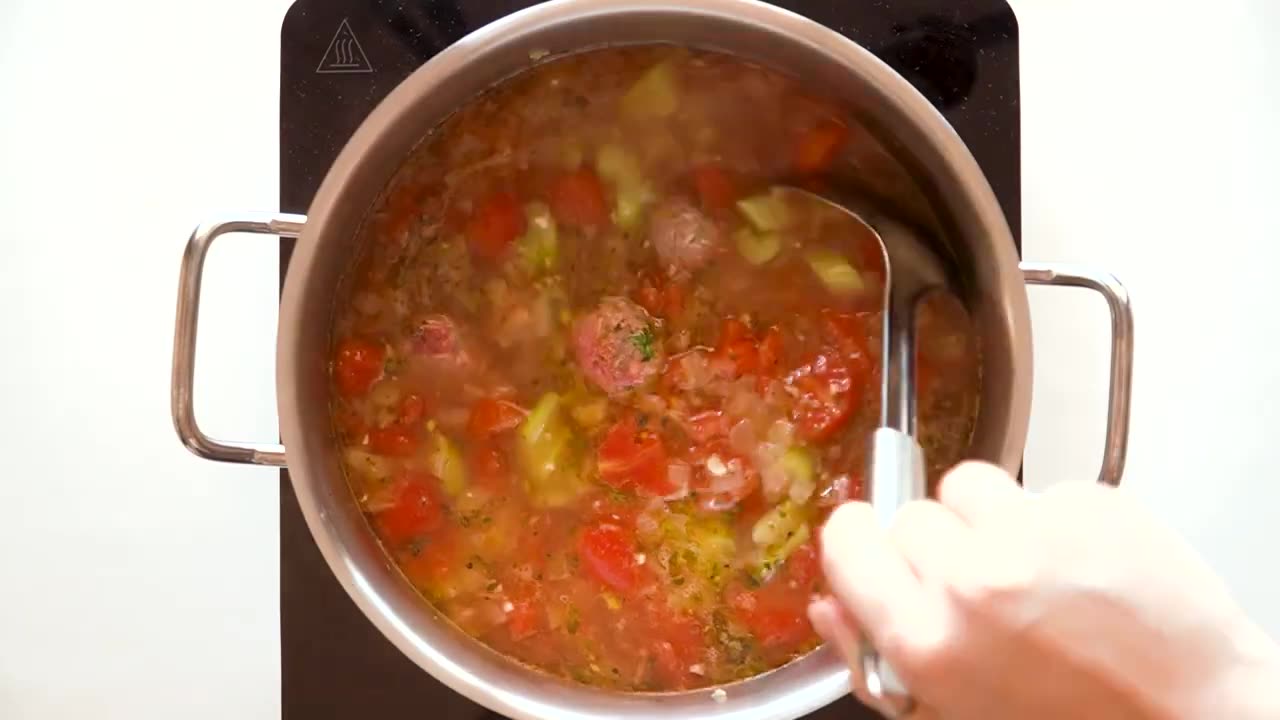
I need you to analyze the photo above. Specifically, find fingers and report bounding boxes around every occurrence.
[808,596,889,711]
[808,595,869,696]
[937,461,1025,527]
[821,502,931,653]
[937,462,1040,597]
[810,595,942,719]
[890,500,979,585]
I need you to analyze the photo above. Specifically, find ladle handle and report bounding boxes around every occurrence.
[859,428,925,718]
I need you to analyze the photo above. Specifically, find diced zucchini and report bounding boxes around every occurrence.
[427,432,467,496]
[775,521,811,560]
[469,504,516,558]
[369,380,401,410]
[515,202,558,275]
[612,183,655,232]
[621,62,678,119]
[520,392,561,446]
[569,397,609,429]
[517,393,586,507]
[691,515,736,559]
[734,227,782,265]
[753,523,812,583]
[660,512,735,570]
[805,248,865,294]
[752,500,804,547]
[595,144,645,188]
[658,509,737,611]
[368,379,402,427]
[750,500,812,582]
[736,192,792,232]
[595,144,654,231]
[343,447,393,483]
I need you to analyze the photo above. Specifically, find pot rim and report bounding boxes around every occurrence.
[276,1,1032,718]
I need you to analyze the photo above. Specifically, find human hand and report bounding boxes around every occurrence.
[810,461,1280,720]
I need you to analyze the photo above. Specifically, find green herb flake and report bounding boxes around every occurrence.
[567,605,582,634]
[383,354,402,375]
[630,326,657,361]
[407,538,426,558]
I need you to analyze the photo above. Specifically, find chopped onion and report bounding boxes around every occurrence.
[665,461,692,500]
[761,462,788,502]
[435,405,470,430]
[817,473,853,506]
[635,511,660,543]
[727,419,757,457]
[671,329,692,352]
[361,483,399,512]
[707,355,737,378]
[637,394,668,416]
[672,351,712,391]
[725,384,764,420]
[706,459,750,496]
[478,600,508,630]
[705,454,727,477]
[767,419,795,447]
[698,493,739,513]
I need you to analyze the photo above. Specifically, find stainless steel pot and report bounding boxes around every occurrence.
[170,1,1134,718]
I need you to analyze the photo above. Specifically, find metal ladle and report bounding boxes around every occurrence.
[776,186,957,718]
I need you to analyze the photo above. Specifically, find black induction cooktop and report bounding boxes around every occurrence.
[279,2,1020,717]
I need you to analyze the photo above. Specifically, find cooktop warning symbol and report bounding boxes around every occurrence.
[316,19,372,74]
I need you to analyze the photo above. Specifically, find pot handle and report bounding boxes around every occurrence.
[170,214,307,467]
[1021,263,1134,486]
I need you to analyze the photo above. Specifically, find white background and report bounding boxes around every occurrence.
[0,0,1277,718]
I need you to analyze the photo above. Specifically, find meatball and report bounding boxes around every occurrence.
[573,297,665,395]
[403,313,487,378]
[648,197,722,275]
[407,314,464,358]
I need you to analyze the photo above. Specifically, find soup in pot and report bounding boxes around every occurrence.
[329,46,980,692]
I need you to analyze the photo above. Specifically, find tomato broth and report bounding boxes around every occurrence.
[329,46,981,692]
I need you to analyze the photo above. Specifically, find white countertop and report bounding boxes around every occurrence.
[1,0,1277,717]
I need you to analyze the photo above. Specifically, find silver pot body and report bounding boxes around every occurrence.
[171,1,1134,718]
